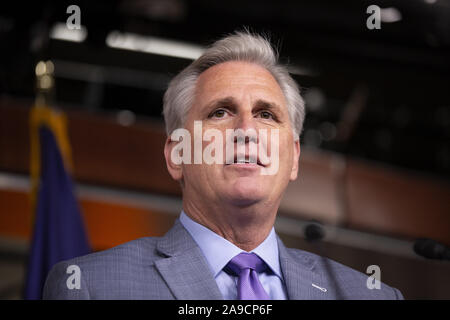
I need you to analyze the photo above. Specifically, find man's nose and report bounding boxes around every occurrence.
[233,113,258,144]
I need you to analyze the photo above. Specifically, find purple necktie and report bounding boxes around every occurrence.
[225,252,270,300]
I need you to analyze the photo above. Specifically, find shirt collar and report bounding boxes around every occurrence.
[179,211,283,280]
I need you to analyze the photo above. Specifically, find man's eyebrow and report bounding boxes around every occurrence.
[203,97,282,113]
[204,97,238,110]
[254,99,282,111]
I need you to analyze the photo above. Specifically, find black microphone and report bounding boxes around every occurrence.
[304,221,325,242]
[413,238,450,261]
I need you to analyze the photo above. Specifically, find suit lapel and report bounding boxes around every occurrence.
[155,220,223,300]
[155,220,334,300]
[277,237,331,300]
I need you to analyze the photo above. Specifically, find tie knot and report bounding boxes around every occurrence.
[225,252,268,276]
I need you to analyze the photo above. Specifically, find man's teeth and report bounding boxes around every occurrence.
[235,159,255,164]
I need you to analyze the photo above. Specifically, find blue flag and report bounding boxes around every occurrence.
[24,108,91,300]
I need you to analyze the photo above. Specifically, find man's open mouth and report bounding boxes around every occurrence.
[226,155,266,167]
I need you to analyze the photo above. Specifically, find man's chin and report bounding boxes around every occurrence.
[224,181,266,207]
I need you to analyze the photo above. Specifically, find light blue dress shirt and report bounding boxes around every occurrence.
[179,211,287,300]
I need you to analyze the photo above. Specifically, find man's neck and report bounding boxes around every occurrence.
[182,200,278,252]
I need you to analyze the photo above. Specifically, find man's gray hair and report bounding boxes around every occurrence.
[162,31,305,140]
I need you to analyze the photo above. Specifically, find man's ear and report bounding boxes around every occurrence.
[289,139,301,181]
[164,136,183,182]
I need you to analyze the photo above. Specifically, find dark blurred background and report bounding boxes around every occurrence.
[0,0,449,299]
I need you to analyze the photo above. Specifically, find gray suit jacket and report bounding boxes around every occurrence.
[43,219,404,299]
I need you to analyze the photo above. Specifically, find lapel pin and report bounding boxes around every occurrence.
[311,283,328,292]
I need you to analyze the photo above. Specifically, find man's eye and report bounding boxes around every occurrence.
[259,111,273,119]
[212,109,227,118]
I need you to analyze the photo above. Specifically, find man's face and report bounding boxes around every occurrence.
[165,61,300,208]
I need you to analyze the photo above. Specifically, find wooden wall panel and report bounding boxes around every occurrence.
[346,160,450,244]
[0,97,181,196]
[281,149,345,224]
[0,98,30,174]
[0,189,176,251]
[68,111,181,196]
[0,190,32,240]
[80,199,176,250]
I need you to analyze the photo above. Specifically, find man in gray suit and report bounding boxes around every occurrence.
[44,31,403,300]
